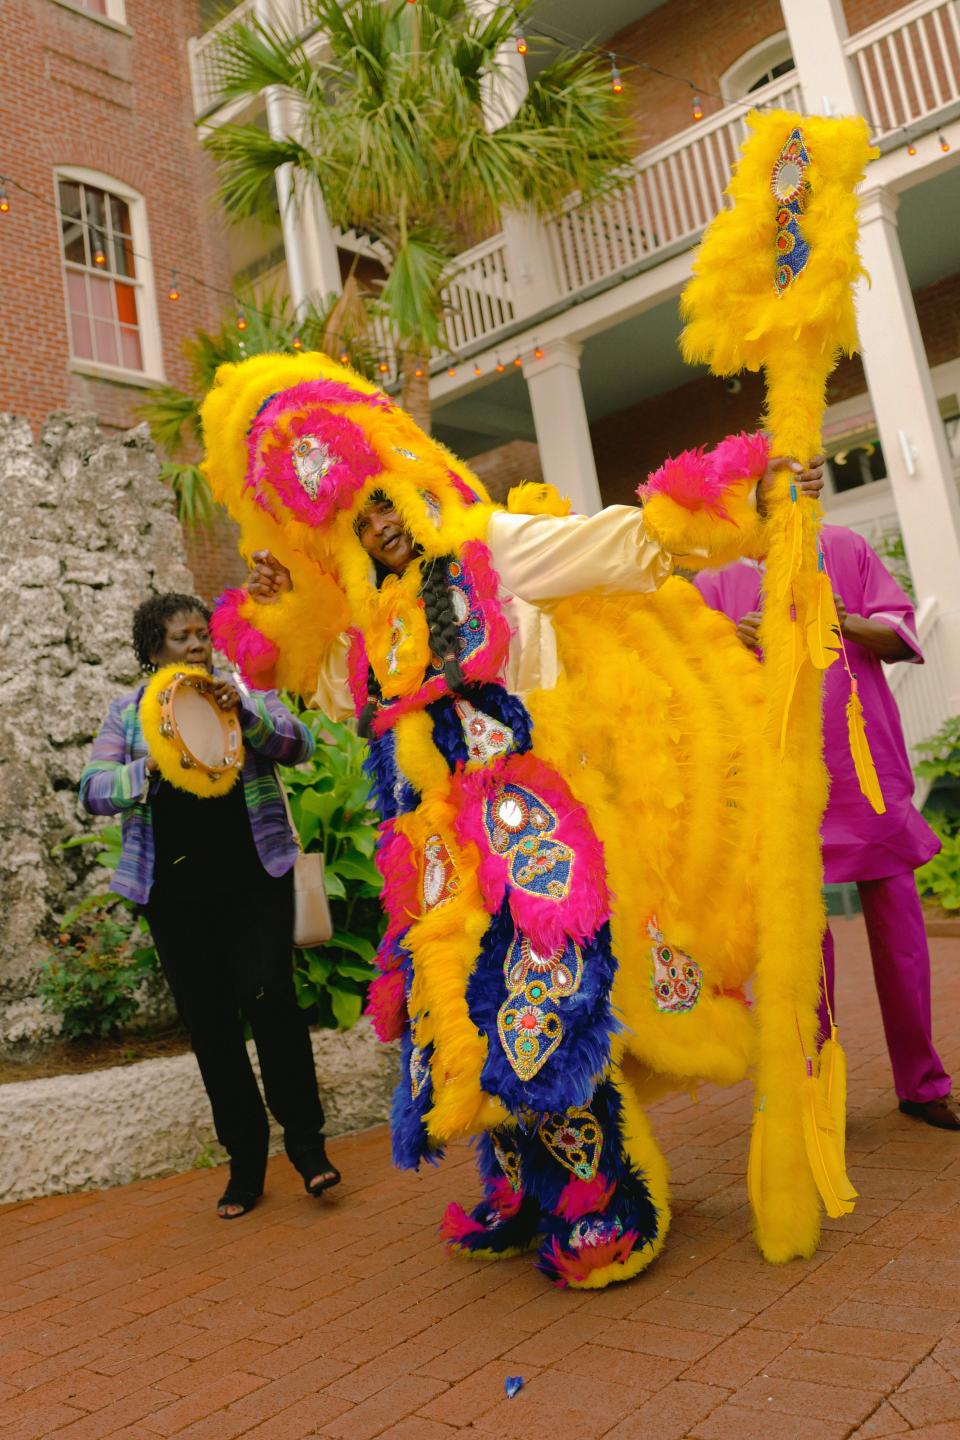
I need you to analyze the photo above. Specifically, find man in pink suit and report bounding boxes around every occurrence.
[695,524,959,1130]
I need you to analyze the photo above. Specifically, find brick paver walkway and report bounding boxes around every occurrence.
[2,916,959,1440]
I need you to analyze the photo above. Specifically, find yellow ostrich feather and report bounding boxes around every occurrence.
[681,110,876,1262]
[139,664,243,798]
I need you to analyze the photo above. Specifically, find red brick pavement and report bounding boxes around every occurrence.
[2,917,959,1440]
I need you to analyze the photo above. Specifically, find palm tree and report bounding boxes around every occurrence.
[139,280,380,524]
[203,0,635,427]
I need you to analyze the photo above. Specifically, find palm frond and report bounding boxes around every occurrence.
[380,229,449,354]
[161,462,216,529]
[208,15,313,104]
[204,124,311,221]
[136,385,201,457]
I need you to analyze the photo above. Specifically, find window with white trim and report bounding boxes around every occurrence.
[62,0,127,22]
[720,34,795,102]
[56,172,162,380]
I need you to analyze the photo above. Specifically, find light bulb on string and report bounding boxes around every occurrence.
[414,365,425,378]
[907,137,917,156]
[692,93,703,121]
[339,351,349,364]
[609,55,623,95]
[474,363,482,377]
[167,269,180,301]
[513,355,522,368]
[93,245,107,267]
[533,344,544,360]
[447,364,457,377]
[495,358,506,373]
[236,309,247,331]
[516,34,528,55]
[0,183,9,215]
[291,335,303,350]
[378,361,389,374]
[939,132,951,153]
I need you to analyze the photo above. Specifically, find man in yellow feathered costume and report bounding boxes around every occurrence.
[200,349,827,1288]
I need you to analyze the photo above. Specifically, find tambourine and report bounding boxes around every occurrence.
[139,664,244,798]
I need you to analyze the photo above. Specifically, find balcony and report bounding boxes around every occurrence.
[188,0,960,366]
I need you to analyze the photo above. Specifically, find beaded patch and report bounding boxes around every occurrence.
[497,932,584,1080]
[492,1130,523,1193]
[422,833,461,911]
[409,1042,430,1099]
[483,784,573,900]
[771,128,811,295]
[435,558,486,667]
[454,699,515,764]
[648,916,702,1013]
[568,1215,624,1251]
[539,1107,603,1180]
[290,434,336,500]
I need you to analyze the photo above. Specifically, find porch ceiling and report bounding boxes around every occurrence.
[897,161,960,291]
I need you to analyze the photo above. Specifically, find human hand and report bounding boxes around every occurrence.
[758,453,826,513]
[248,550,292,603]
[208,678,242,712]
[735,610,763,652]
[145,755,159,775]
[833,592,848,634]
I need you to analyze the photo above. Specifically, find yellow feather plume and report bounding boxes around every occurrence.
[807,568,842,671]
[747,1096,766,1224]
[846,682,886,814]
[800,1059,857,1218]
[817,1029,854,1187]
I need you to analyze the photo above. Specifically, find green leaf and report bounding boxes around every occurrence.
[330,986,363,1030]
[328,855,382,886]
[330,930,376,962]
[322,871,348,900]
[334,958,376,981]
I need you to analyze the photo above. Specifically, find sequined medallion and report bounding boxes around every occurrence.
[492,1130,523,1193]
[648,916,702,1013]
[454,700,515,764]
[538,1107,603,1180]
[290,434,336,500]
[409,1043,430,1099]
[497,932,584,1080]
[483,784,573,900]
[422,833,461,912]
[771,128,811,295]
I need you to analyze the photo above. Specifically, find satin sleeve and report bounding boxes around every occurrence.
[487,505,690,605]
[308,632,355,720]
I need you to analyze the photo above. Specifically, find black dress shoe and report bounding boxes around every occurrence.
[898,1094,960,1130]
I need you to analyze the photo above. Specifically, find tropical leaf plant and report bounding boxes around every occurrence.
[203,0,635,422]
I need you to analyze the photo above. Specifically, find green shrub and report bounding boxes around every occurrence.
[916,715,960,913]
[39,897,159,1040]
[278,704,384,1030]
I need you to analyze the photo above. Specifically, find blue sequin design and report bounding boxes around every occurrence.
[483,783,573,900]
[772,127,811,295]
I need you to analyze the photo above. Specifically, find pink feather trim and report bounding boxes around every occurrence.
[637,431,769,517]
[210,589,279,690]
[440,1202,488,1244]
[540,1230,639,1288]
[365,969,407,1042]
[346,629,369,715]
[451,751,609,954]
[555,1174,615,1222]
[376,822,419,938]
[487,1178,525,1218]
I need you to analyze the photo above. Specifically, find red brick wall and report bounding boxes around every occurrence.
[590,268,960,505]
[0,0,227,435]
[468,440,543,503]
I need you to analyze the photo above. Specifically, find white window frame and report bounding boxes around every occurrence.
[720,32,795,103]
[50,0,129,31]
[54,166,165,387]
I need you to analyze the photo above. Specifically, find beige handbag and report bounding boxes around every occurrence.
[278,776,333,948]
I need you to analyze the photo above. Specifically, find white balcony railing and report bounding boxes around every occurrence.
[188,0,259,118]
[888,599,954,803]
[442,233,515,351]
[545,73,804,298]
[846,0,960,141]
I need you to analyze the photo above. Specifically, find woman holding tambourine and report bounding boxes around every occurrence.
[80,591,340,1219]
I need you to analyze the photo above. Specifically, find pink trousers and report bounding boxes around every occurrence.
[819,870,951,1103]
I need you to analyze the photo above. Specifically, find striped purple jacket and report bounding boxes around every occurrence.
[79,677,313,905]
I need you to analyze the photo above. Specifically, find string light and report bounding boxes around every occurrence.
[339,351,349,363]
[447,364,457,377]
[533,344,544,359]
[513,355,522,367]
[609,54,623,95]
[93,245,107,267]
[414,365,425,378]
[378,360,389,373]
[167,269,180,301]
[939,132,951,153]
[0,182,9,215]
[236,309,247,331]
[495,358,506,373]
[692,93,703,121]
[291,335,303,350]
[516,34,528,55]
[474,363,482,376]
[905,128,917,156]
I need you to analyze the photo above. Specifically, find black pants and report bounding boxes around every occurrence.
[145,872,326,1194]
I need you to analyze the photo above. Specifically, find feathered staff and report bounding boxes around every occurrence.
[681,112,876,1262]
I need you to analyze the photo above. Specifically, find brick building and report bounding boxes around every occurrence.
[0,0,245,595]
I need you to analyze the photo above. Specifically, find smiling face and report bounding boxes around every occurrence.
[355,494,417,574]
[151,609,213,672]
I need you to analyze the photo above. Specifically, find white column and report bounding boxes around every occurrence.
[523,341,602,514]
[258,0,341,314]
[855,187,960,620]
[779,0,863,116]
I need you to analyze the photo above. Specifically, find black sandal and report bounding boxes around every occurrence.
[216,1182,261,1219]
[303,1146,341,1198]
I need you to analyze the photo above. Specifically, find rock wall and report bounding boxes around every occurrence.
[0,413,195,1047]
